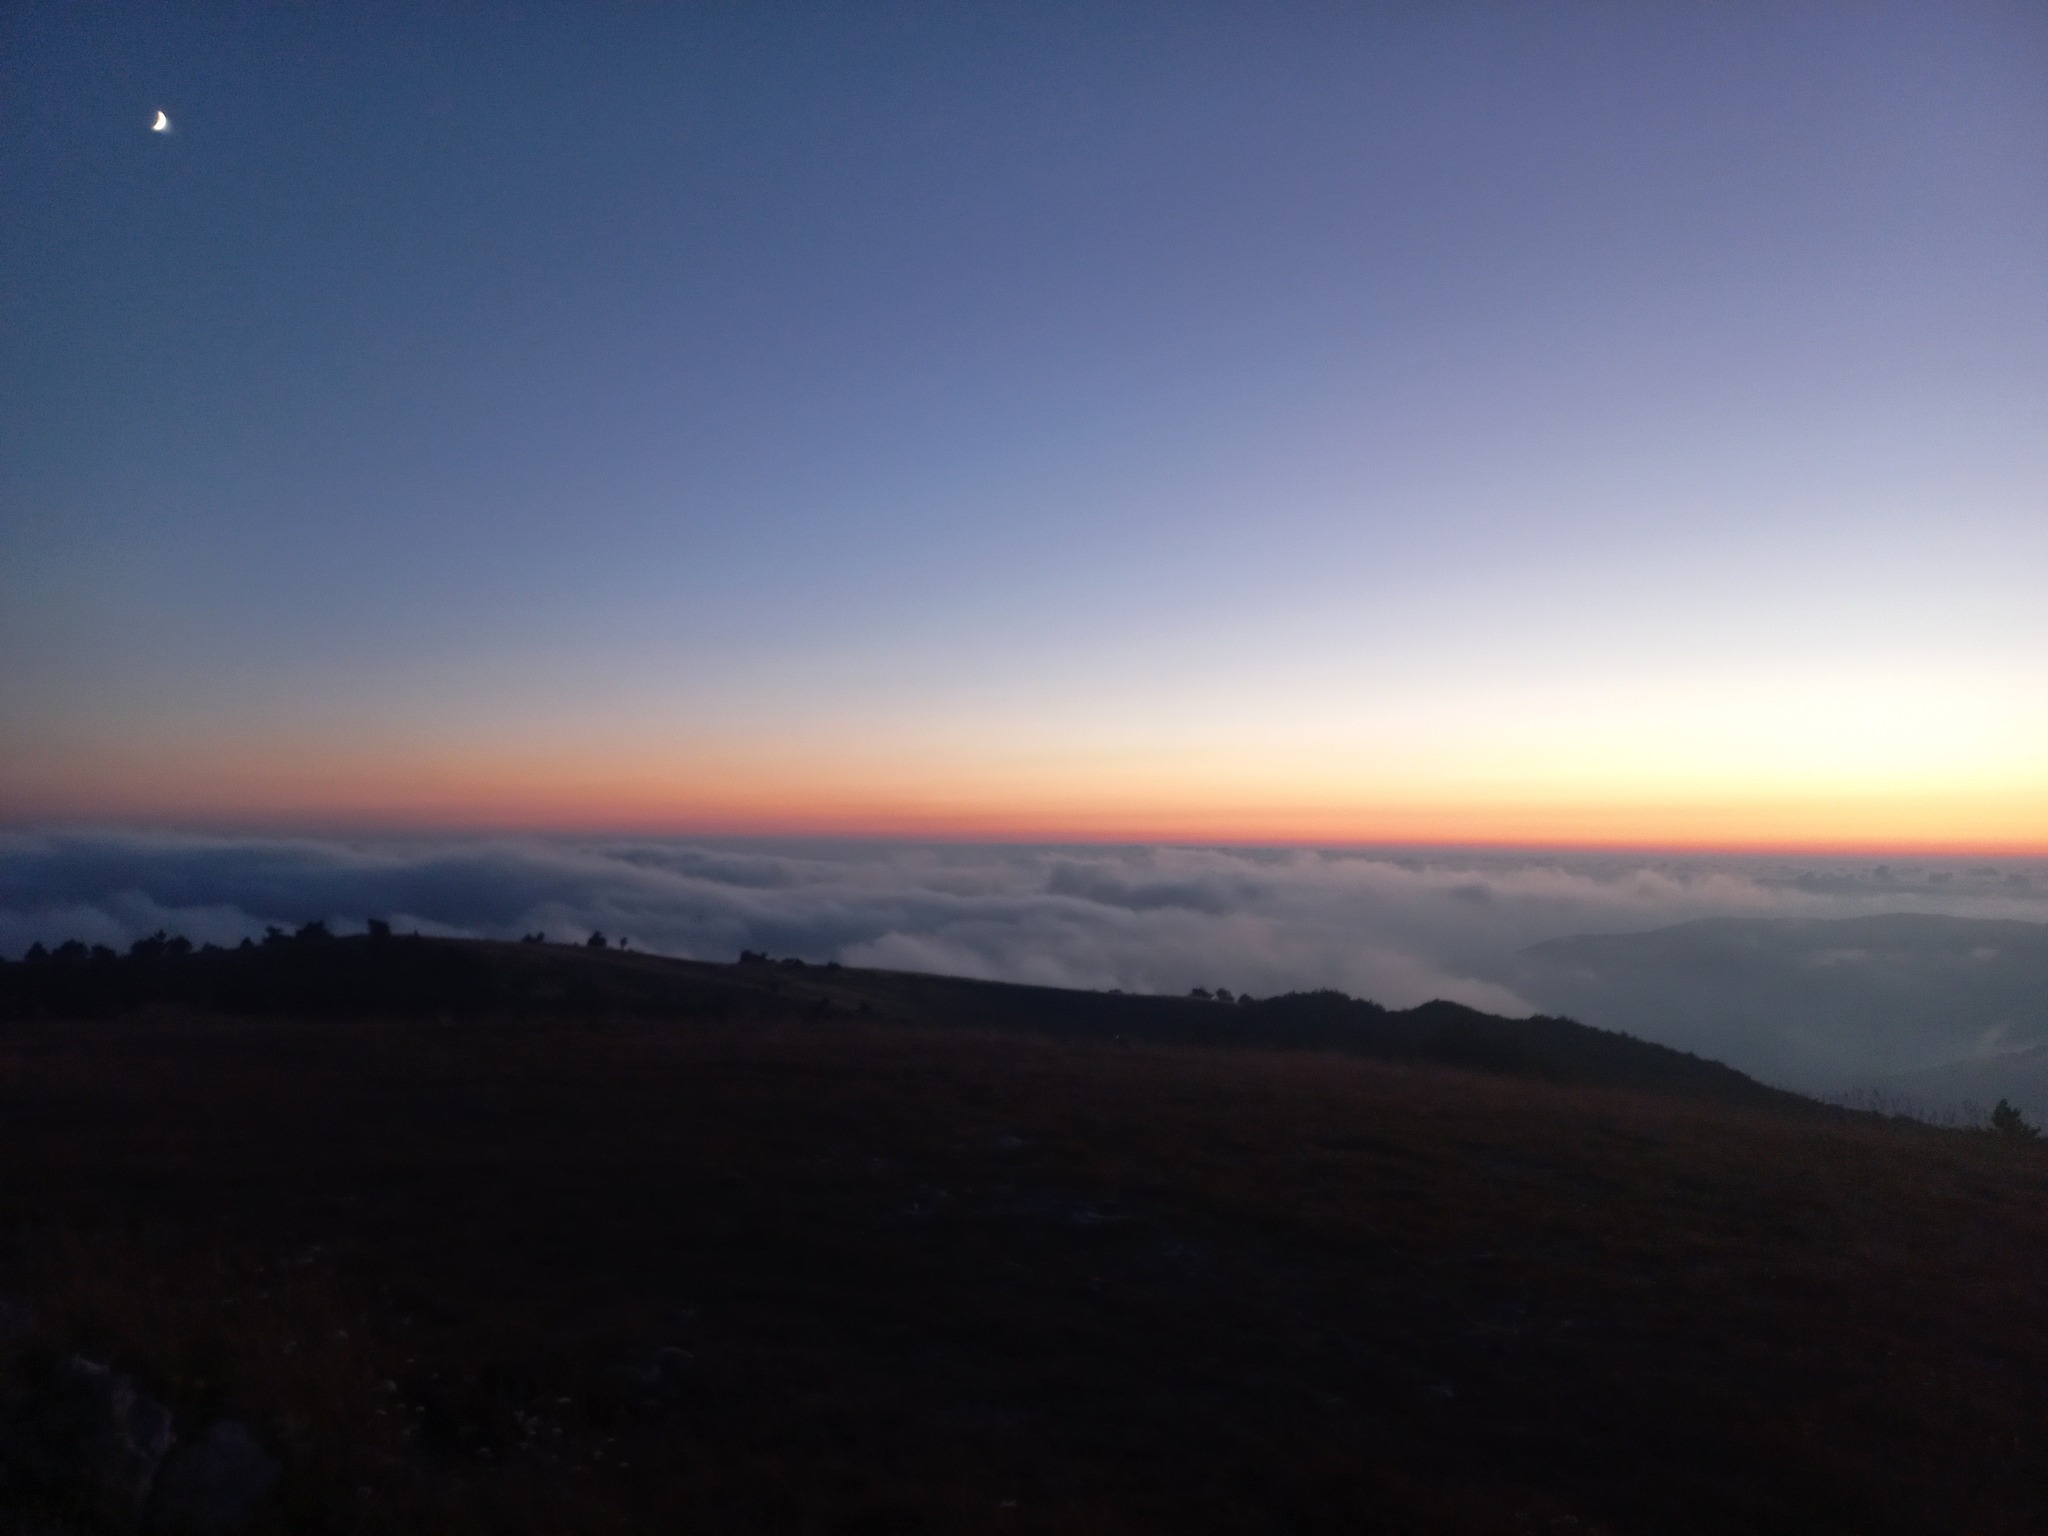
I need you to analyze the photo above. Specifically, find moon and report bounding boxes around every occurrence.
[151,110,171,133]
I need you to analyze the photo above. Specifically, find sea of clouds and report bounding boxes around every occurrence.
[6,831,2045,1016]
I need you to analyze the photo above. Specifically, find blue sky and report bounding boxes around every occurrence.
[5,2,2044,842]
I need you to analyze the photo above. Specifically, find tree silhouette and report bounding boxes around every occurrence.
[1989,1099,2039,1139]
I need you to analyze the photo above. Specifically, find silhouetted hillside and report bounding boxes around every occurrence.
[0,930,1803,1110]
[0,950,2042,1535]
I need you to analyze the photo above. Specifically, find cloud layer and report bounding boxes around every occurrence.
[1514,913,2048,1099]
[7,831,2045,1024]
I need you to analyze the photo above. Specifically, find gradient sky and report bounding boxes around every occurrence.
[5,2,2045,847]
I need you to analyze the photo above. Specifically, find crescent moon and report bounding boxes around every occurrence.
[152,110,171,132]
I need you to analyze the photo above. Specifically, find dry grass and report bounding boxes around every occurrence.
[1,1004,2044,1533]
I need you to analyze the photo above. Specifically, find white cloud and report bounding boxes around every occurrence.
[4,832,2046,1095]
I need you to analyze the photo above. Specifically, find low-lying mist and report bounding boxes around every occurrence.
[4,831,2045,1109]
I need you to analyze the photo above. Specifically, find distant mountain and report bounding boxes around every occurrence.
[1510,913,2048,1102]
[0,928,1804,1112]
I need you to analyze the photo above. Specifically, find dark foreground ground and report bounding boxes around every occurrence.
[1,942,2044,1533]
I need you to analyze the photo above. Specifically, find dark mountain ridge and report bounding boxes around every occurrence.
[0,927,1802,1111]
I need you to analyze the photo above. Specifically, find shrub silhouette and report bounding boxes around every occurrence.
[1989,1099,2040,1139]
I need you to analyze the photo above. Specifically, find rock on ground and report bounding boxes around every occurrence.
[147,1420,281,1534]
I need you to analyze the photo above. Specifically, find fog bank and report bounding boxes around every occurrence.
[5,832,2046,1106]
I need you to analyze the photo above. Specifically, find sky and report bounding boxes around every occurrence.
[4,1,2045,847]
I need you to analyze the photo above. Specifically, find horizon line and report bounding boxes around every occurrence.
[7,818,2048,861]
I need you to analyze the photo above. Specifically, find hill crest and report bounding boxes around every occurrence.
[0,927,1805,1111]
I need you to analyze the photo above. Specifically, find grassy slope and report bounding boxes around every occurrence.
[0,935,1804,1109]
[0,940,2042,1534]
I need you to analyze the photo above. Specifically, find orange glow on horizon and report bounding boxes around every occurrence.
[7,760,2044,857]
[7,694,2045,857]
